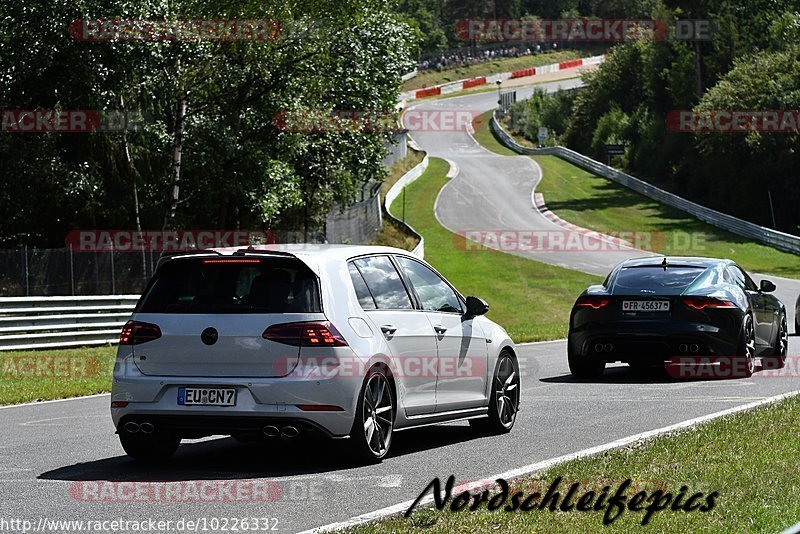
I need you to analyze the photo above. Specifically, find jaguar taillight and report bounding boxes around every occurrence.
[682,297,736,310]
[574,296,611,309]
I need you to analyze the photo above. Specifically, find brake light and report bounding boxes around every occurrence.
[575,296,611,309]
[262,321,348,347]
[119,320,162,345]
[202,259,261,264]
[682,297,736,310]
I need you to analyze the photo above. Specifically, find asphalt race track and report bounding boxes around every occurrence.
[2,80,799,533]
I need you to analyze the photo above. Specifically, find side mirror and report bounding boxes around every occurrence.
[465,296,489,317]
[760,279,776,293]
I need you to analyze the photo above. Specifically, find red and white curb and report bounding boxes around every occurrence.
[533,192,638,250]
[402,54,604,101]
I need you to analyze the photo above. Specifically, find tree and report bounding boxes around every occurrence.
[0,0,416,245]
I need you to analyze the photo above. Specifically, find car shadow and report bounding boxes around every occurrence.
[540,365,678,384]
[542,361,770,384]
[38,423,479,482]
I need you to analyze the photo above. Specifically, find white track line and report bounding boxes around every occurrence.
[299,388,800,533]
[0,393,109,410]
[515,339,565,346]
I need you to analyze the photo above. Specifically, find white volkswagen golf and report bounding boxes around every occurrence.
[111,245,519,462]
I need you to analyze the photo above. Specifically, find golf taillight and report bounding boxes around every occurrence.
[682,297,736,310]
[575,296,611,309]
[262,321,348,347]
[119,320,162,345]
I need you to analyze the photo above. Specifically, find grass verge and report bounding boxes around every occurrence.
[389,157,598,342]
[470,112,517,156]
[472,111,800,278]
[533,156,800,278]
[0,345,116,405]
[346,393,800,533]
[403,51,582,92]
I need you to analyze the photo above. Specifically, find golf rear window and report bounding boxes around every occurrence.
[137,257,321,313]
[614,266,706,291]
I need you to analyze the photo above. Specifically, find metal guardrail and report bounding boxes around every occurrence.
[491,112,800,255]
[384,152,428,259]
[0,295,138,351]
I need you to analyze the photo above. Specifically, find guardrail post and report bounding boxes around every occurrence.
[110,244,116,295]
[69,244,75,296]
[22,245,29,296]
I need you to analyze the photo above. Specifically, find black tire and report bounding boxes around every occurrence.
[568,343,605,378]
[119,431,180,462]
[734,313,756,378]
[349,366,395,464]
[470,351,520,435]
[763,313,788,370]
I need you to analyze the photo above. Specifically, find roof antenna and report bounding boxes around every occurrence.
[661,257,668,270]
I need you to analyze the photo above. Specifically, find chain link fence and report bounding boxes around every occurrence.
[0,134,407,297]
[0,246,156,297]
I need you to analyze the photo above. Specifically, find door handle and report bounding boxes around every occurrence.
[380,325,397,336]
[434,325,447,335]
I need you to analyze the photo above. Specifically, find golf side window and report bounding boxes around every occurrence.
[394,256,463,314]
[349,256,414,310]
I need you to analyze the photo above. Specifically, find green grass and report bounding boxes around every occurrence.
[472,111,800,278]
[534,155,800,278]
[346,394,800,533]
[471,112,517,156]
[403,51,582,92]
[389,157,599,342]
[0,345,116,405]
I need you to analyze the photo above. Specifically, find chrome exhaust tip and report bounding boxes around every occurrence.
[262,425,280,438]
[139,422,155,434]
[594,343,604,353]
[603,343,613,353]
[123,421,140,433]
[281,425,300,439]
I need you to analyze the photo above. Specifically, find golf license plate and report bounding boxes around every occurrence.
[178,387,237,406]
[621,300,670,312]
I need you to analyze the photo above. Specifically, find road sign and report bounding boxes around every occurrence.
[604,144,625,155]
[537,127,548,144]
[499,90,517,112]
